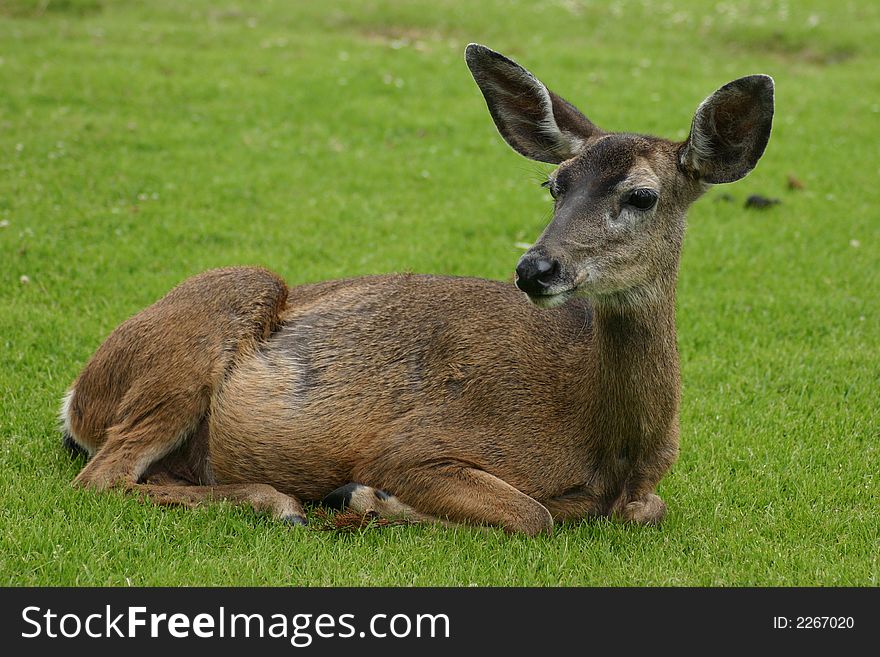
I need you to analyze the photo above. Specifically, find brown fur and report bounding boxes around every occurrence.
[62,46,773,535]
[65,267,305,520]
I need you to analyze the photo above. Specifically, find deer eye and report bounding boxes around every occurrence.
[625,188,658,211]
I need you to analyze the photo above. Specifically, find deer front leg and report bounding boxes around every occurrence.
[611,444,677,525]
[543,487,666,525]
[359,460,553,536]
[615,492,667,525]
[543,488,605,523]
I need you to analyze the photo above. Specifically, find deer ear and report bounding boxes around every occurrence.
[465,44,602,164]
[680,75,775,184]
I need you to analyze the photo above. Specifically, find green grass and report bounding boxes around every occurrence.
[1,0,877,586]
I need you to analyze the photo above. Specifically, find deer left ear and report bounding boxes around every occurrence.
[680,75,775,184]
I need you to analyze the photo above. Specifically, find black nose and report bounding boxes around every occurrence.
[515,256,559,296]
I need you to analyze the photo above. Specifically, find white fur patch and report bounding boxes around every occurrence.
[59,388,93,457]
[59,388,75,438]
[529,290,573,309]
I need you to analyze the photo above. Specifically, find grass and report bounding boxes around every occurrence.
[0,0,877,586]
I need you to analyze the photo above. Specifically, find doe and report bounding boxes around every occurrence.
[61,45,774,534]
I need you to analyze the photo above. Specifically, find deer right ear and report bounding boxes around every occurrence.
[680,75,775,184]
[465,44,602,164]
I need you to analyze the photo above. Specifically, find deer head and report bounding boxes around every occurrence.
[465,44,774,308]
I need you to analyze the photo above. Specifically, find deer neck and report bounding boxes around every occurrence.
[594,278,677,359]
[584,275,681,446]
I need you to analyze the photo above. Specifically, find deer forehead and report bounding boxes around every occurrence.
[552,134,671,198]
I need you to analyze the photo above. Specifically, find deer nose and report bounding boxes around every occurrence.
[515,256,559,295]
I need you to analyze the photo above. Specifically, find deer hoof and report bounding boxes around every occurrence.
[622,494,667,525]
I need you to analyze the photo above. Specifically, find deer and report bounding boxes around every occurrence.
[60,45,774,535]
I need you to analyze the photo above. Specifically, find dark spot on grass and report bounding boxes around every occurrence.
[787,174,805,191]
[724,30,857,67]
[745,195,780,209]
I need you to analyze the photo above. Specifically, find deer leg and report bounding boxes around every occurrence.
[66,266,288,487]
[79,419,308,525]
[612,444,677,525]
[614,492,667,525]
[73,389,208,490]
[543,489,605,523]
[322,483,435,522]
[359,461,553,536]
[609,465,673,526]
[546,489,666,525]
[126,482,308,525]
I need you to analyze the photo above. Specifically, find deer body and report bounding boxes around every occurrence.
[206,274,678,516]
[62,46,773,534]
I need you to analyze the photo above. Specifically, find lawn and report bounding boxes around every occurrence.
[0,0,877,586]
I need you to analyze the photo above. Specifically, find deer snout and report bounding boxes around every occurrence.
[515,255,560,296]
